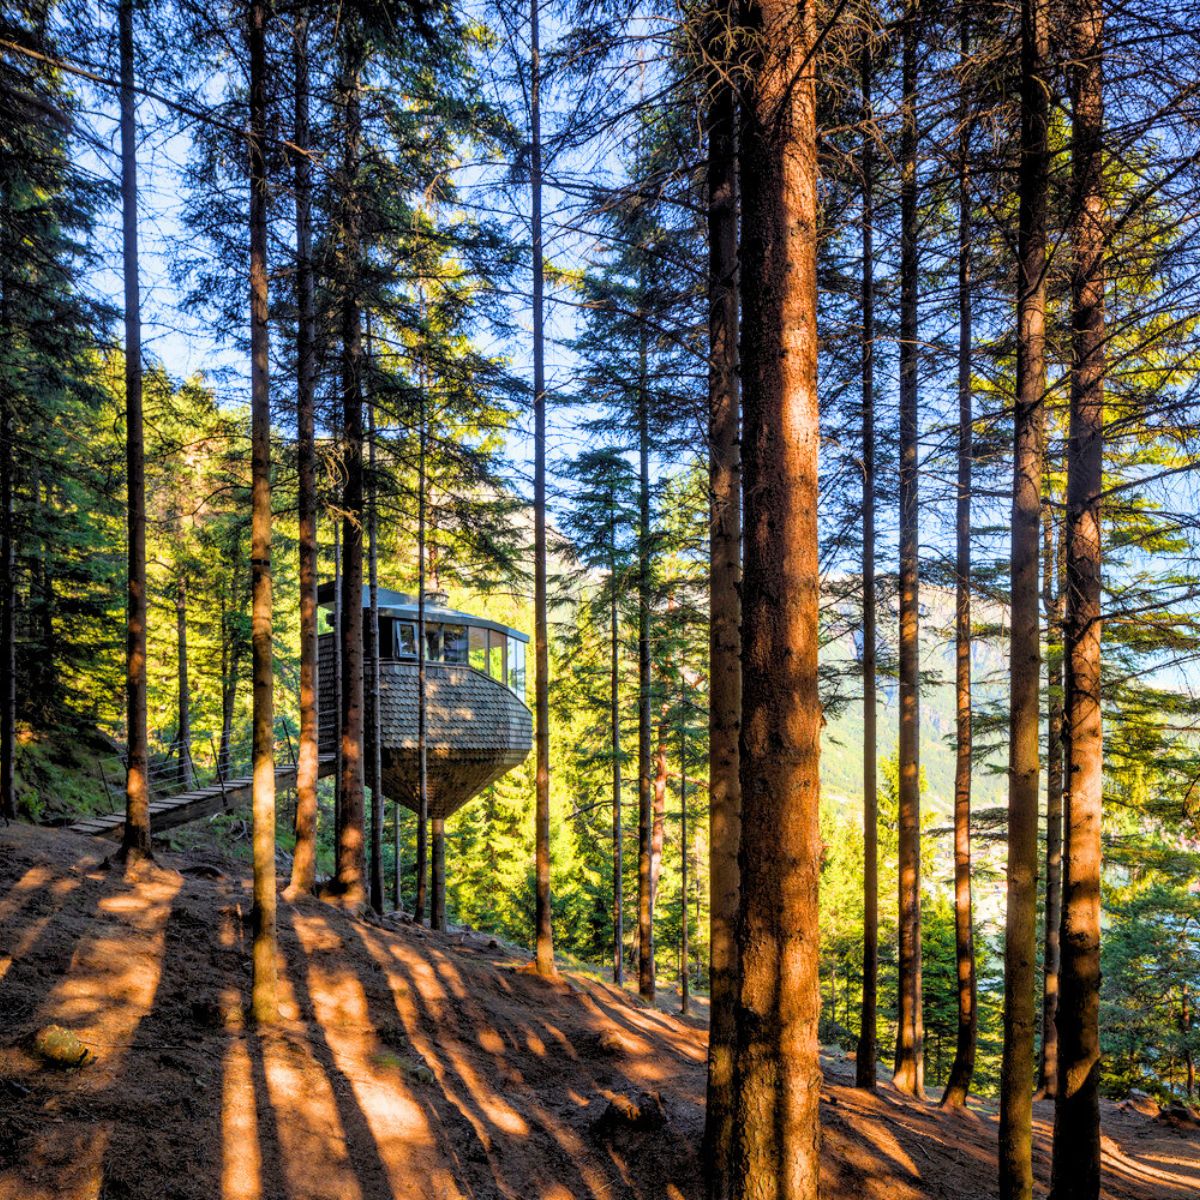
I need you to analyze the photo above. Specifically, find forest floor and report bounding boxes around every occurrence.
[1,822,1198,1200]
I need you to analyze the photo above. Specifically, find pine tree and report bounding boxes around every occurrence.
[530,0,556,976]
[855,31,880,1094]
[117,0,150,862]
[701,0,742,1174]
[247,0,277,1023]
[1052,0,1106,1189]
[942,4,977,1110]
[733,0,823,1192]
[893,0,924,1099]
[1000,0,1050,1185]
[288,0,320,898]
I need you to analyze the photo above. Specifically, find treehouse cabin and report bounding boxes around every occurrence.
[316,584,532,820]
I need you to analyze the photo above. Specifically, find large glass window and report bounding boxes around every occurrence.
[508,638,526,696]
[488,628,506,681]
[469,625,487,673]
[443,624,468,664]
[395,622,416,659]
[425,623,443,662]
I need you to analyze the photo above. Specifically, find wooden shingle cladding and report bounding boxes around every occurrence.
[318,633,532,820]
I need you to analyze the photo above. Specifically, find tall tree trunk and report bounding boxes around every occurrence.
[394,800,402,909]
[530,0,555,977]
[1,377,15,821]
[176,576,192,788]
[702,17,742,1185]
[415,384,429,923]
[333,519,342,837]
[1001,0,1049,1186]
[31,466,53,714]
[942,8,977,1111]
[680,722,689,1016]
[1183,990,1194,1100]
[289,3,320,897]
[118,0,150,861]
[611,520,624,984]
[732,0,822,1194]
[893,0,923,1099]
[367,329,383,915]
[1037,505,1065,1097]
[220,620,236,774]
[335,18,366,905]
[637,332,655,1002]
[651,714,666,905]
[855,37,878,1092]
[1052,0,1105,1191]
[431,816,446,931]
[247,0,277,1024]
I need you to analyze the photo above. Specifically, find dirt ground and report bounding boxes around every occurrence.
[1,822,1197,1200]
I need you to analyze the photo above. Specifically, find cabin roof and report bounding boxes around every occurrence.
[316,582,529,644]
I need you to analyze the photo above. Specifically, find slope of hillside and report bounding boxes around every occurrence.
[821,583,1012,814]
[1,823,1197,1200]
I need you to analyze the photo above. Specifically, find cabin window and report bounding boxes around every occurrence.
[468,625,487,672]
[425,623,443,662]
[508,638,526,695]
[488,628,506,681]
[443,624,468,664]
[395,622,417,659]
[377,616,395,660]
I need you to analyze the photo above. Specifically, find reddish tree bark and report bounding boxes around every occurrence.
[732,0,822,1193]
[942,6,977,1111]
[431,817,446,931]
[1052,0,1106,1192]
[1036,496,1065,1099]
[0,382,12,822]
[610,506,624,983]
[893,0,924,1099]
[247,0,277,1024]
[702,19,741,1182]
[530,0,555,976]
[175,576,192,788]
[636,331,654,1002]
[855,37,879,1093]
[1037,506,1065,1098]
[335,18,366,906]
[117,0,150,862]
[367,337,383,915]
[1001,0,1049,1187]
[289,3,320,898]
[651,717,667,905]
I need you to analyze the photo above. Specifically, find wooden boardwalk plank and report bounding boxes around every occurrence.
[67,755,336,839]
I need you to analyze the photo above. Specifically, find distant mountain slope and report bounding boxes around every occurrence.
[821,582,1009,819]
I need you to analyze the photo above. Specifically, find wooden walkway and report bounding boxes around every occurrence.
[68,755,337,840]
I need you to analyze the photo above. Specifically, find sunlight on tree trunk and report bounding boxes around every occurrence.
[118,0,150,863]
[1052,0,1106,1191]
[941,6,977,1112]
[289,2,320,899]
[247,0,277,1025]
[1037,506,1065,1098]
[732,0,822,1194]
[702,7,742,1185]
[893,0,924,1100]
[335,16,366,907]
[530,0,556,978]
[1000,0,1049,1186]
[855,33,879,1094]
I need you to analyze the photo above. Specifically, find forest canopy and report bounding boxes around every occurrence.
[3,0,1200,1196]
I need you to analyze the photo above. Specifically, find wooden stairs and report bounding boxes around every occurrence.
[68,755,337,840]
